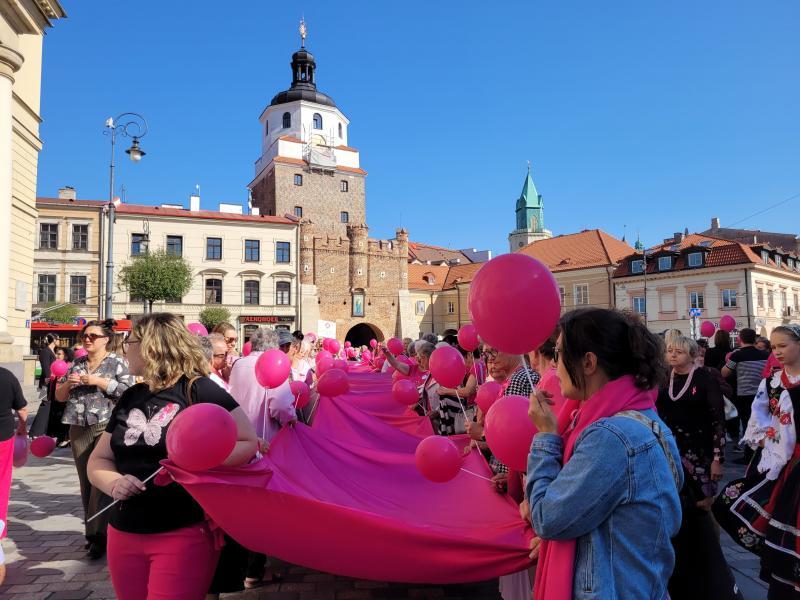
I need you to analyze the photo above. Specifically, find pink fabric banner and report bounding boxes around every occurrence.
[164,371,533,583]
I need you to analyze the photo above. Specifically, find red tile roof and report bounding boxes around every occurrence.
[115,204,295,225]
[518,230,634,272]
[407,264,450,291]
[37,197,107,208]
[408,241,473,265]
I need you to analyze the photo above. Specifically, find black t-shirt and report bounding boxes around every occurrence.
[105,375,239,534]
[0,367,26,441]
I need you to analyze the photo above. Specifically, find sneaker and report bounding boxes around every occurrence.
[87,542,106,560]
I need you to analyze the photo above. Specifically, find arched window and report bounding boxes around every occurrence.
[205,279,222,304]
[338,123,343,138]
[244,280,259,305]
[282,112,291,129]
[276,281,291,306]
[313,113,322,130]
[265,121,269,136]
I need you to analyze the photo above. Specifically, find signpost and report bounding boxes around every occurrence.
[689,308,702,339]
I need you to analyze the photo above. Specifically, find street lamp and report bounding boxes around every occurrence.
[103,112,148,319]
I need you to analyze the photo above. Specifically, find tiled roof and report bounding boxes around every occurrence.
[115,204,295,225]
[37,197,107,208]
[518,230,633,272]
[702,226,798,251]
[407,264,450,291]
[443,263,484,289]
[408,241,473,265]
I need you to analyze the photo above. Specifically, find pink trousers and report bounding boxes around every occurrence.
[0,437,12,539]
[107,523,220,600]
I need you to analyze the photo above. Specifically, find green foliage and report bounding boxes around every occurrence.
[42,302,79,324]
[199,307,231,331]
[119,249,193,307]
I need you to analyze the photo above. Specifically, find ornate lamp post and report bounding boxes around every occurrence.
[103,113,148,319]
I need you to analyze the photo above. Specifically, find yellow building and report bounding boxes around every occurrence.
[0,1,65,377]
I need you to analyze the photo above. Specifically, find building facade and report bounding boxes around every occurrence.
[508,166,552,252]
[408,263,484,338]
[0,1,65,377]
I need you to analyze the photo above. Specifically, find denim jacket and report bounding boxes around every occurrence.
[526,409,682,600]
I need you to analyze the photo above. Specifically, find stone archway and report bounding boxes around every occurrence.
[345,323,384,349]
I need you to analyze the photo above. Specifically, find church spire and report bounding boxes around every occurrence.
[299,17,307,48]
[509,163,552,251]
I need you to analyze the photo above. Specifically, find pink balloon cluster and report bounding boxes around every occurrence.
[322,338,341,354]
[316,350,335,375]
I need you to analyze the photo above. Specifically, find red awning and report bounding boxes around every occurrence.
[32,319,133,332]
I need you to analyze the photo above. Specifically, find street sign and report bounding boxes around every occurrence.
[689,308,702,318]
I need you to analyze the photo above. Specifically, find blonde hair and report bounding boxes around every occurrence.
[132,313,209,391]
[668,335,698,359]
[664,329,683,349]
[212,321,236,336]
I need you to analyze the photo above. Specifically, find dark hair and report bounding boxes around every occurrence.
[537,328,560,361]
[442,334,458,346]
[44,333,58,345]
[82,319,119,353]
[292,330,304,342]
[559,308,666,391]
[772,325,800,342]
[739,328,757,345]
[755,336,771,350]
[713,329,731,350]
[696,338,709,349]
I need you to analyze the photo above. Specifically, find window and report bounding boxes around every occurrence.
[687,252,703,268]
[205,279,222,304]
[70,275,87,304]
[282,112,291,128]
[276,281,291,305]
[768,289,774,309]
[166,235,183,257]
[206,237,222,260]
[559,286,566,306]
[165,294,182,304]
[265,121,269,136]
[294,174,303,186]
[72,224,88,250]
[340,180,349,192]
[574,284,589,305]
[794,293,799,309]
[294,206,303,218]
[690,291,704,310]
[245,239,260,262]
[781,290,788,310]
[340,211,349,223]
[776,256,783,269]
[758,288,764,308]
[415,300,426,315]
[338,123,343,138]
[39,223,58,249]
[762,250,770,264]
[657,256,672,271]
[633,296,646,314]
[37,274,56,303]
[447,301,455,314]
[312,113,322,130]
[131,233,147,256]
[788,259,795,270]
[244,280,259,305]
[722,289,738,308]
[631,260,644,274]
[275,241,291,263]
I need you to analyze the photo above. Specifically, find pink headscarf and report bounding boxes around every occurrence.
[533,375,657,600]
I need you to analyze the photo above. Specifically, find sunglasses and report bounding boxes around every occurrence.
[122,339,140,353]
[82,333,108,342]
[483,349,499,362]
[225,337,238,345]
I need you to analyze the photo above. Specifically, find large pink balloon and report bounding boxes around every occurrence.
[255,349,291,388]
[469,253,561,355]
[166,403,237,471]
[327,339,341,354]
[387,337,405,355]
[484,395,538,472]
[475,381,503,413]
[369,339,378,349]
[50,360,69,378]
[700,321,716,338]
[392,379,419,405]
[290,380,311,409]
[719,315,736,332]
[415,436,462,483]
[429,345,466,388]
[30,436,56,458]
[187,322,208,336]
[315,350,333,364]
[317,368,349,397]
[74,348,88,359]
[316,355,335,375]
[13,434,27,468]
[242,341,252,357]
[457,324,480,352]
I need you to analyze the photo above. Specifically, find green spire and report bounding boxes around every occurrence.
[516,163,544,232]
[634,234,644,251]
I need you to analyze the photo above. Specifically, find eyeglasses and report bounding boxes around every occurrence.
[212,352,228,359]
[483,349,499,362]
[82,333,108,342]
[225,337,238,345]
[122,339,140,353]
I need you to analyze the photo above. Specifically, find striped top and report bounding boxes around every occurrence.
[726,346,770,396]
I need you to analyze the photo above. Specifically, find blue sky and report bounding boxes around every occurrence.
[37,1,800,257]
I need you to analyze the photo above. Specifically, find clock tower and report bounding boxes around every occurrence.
[508,165,552,251]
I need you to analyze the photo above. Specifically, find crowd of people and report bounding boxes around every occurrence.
[0,310,797,599]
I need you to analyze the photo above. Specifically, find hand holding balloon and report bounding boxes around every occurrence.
[527,389,557,434]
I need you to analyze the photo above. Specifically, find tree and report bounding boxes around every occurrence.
[199,307,231,332]
[41,302,79,324]
[119,249,193,312]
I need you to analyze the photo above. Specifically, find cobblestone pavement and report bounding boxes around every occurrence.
[0,389,769,599]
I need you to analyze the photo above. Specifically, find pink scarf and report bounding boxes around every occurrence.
[533,375,656,600]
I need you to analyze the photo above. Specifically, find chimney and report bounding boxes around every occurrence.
[189,193,200,212]
[711,217,720,230]
[251,207,260,216]
[58,186,76,200]
[673,232,684,244]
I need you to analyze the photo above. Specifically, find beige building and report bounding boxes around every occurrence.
[0,1,65,376]
[613,233,800,337]
[408,263,484,338]
[34,189,104,322]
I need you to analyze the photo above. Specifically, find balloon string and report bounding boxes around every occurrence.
[86,466,162,523]
[460,467,494,482]
[262,386,269,439]
[455,390,469,420]
[523,365,544,411]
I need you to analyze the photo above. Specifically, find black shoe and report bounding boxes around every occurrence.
[87,542,106,559]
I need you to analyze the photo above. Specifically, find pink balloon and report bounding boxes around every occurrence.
[242,341,252,357]
[700,321,716,338]
[469,253,561,355]
[13,434,27,468]
[346,347,356,358]
[255,349,291,388]
[327,339,341,354]
[475,381,503,413]
[429,345,466,388]
[290,380,311,409]
[316,355,335,375]
[321,338,331,352]
[334,358,348,371]
[457,324,480,352]
[166,403,237,471]
[50,360,69,378]
[392,379,419,405]
[317,368,349,397]
[370,339,378,349]
[484,395,538,472]
[719,315,736,332]
[344,341,352,348]
[362,350,372,362]
[187,322,208,336]
[387,337,405,355]
[415,436,462,483]
[315,350,333,364]
[74,348,88,359]
[30,436,56,458]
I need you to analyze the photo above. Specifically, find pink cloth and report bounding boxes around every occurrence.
[228,352,295,441]
[533,375,657,600]
[163,371,533,582]
[107,523,219,600]
[537,366,566,416]
[762,352,781,378]
[0,437,11,539]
